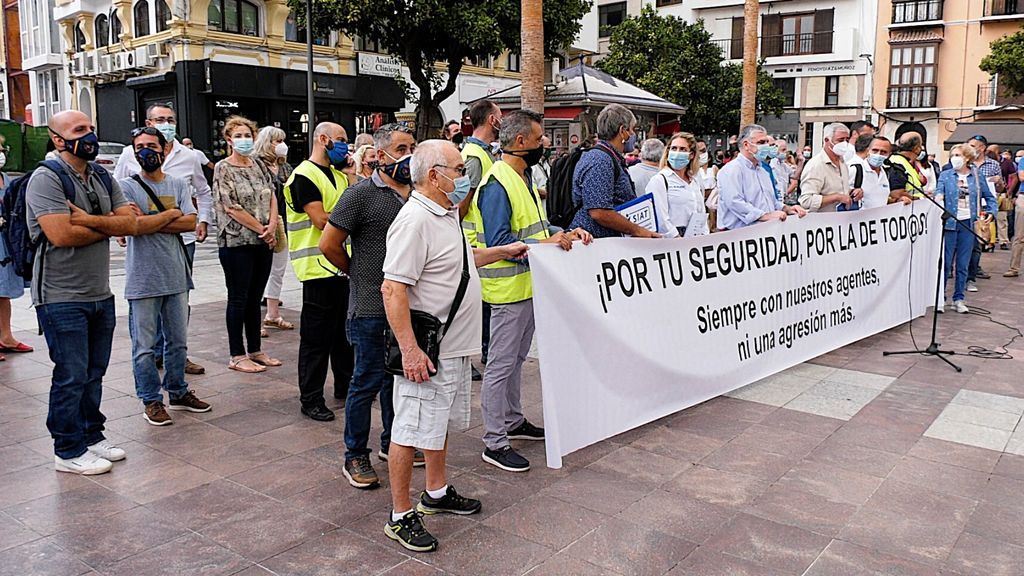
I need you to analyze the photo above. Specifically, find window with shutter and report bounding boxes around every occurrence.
[731,17,744,60]
[813,9,834,54]
[761,14,782,58]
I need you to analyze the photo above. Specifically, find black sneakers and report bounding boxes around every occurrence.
[385,510,438,553]
[482,446,530,472]
[301,404,335,422]
[416,485,482,516]
[507,419,545,441]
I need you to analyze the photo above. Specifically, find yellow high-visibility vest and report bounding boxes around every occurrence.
[889,154,925,198]
[283,160,349,281]
[464,161,550,304]
[461,141,495,247]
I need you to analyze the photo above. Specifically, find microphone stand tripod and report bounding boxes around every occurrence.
[880,166,989,373]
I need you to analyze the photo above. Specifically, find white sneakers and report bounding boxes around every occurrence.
[954,300,970,314]
[87,440,126,462]
[54,441,126,475]
[966,281,979,293]
[55,452,113,475]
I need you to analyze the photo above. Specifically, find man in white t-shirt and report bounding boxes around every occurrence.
[848,134,903,210]
[380,140,528,553]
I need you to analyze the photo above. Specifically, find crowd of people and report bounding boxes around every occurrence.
[0,98,1021,554]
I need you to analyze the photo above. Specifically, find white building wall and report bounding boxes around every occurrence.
[19,0,70,126]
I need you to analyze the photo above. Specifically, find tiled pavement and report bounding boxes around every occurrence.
[2,244,1024,576]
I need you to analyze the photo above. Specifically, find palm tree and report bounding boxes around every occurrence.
[740,0,759,128]
[521,0,545,113]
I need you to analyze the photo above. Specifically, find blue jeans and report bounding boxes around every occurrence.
[944,221,974,302]
[153,242,195,358]
[36,297,116,459]
[130,292,189,404]
[344,315,394,461]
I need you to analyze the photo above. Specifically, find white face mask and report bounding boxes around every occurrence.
[274,142,289,158]
[831,141,853,158]
[0,152,6,171]
[951,156,966,170]
[699,152,709,165]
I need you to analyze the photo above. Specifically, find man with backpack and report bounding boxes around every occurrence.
[25,110,139,475]
[119,127,211,427]
[567,104,660,239]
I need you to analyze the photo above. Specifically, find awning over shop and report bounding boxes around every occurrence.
[477,64,685,116]
[945,121,1024,149]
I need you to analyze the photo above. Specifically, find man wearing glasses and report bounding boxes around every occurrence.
[320,123,421,490]
[26,110,139,475]
[114,103,213,375]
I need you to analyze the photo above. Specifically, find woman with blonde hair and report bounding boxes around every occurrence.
[351,144,377,181]
[645,131,707,238]
[213,116,282,373]
[254,126,294,335]
[937,143,997,313]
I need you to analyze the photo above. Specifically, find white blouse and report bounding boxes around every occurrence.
[645,168,707,237]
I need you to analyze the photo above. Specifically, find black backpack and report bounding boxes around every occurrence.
[1,160,112,281]
[547,144,622,229]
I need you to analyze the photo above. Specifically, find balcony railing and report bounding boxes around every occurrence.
[891,0,944,24]
[888,86,937,109]
[984,0,1024,16]
[977,78,1024,107]
[761,32,833,57]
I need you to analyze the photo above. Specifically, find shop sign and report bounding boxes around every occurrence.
[358,53,401,78]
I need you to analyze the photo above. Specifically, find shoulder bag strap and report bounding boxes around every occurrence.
[439,229,471,341]
[853,163,864,189]
[131,174,192,272]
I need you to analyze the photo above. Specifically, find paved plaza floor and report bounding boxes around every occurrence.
[1,241,1023,575]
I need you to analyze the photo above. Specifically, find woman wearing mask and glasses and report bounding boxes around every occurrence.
[645,132,708,238]
[936,144,998,314]
[254,125,295,336]
[213,116,282,373]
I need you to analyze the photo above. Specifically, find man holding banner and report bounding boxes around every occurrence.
[717,124,807,231]
[464,109,592,472]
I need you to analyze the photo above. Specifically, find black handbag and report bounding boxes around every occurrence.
[384,231,471,377]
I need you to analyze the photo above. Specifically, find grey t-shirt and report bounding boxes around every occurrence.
[628,163,661,198]
[119,175,197,299]
[26,159,129,305]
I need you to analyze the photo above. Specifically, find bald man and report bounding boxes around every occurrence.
[282,122,356,424]
[27,110,139,475]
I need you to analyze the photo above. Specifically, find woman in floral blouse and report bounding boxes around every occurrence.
[213,115,282,373]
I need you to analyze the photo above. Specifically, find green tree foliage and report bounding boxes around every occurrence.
[294,0,591,138]
[981,30,1024,97]
[596,6,784,135]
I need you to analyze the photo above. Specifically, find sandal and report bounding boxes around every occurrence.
[260,328,269,338]
[0,342,33,353]
[263,317,294,330]
[228,356,266,373]
[248,352,282,367]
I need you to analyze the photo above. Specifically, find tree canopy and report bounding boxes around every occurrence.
[596,5,784,136]
[981,30,1024,97]
[295,0,591,138]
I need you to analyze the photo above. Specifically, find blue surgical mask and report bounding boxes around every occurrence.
[867,153,887,169]
[623,133,637,154]
[154,122,176,143]
[754,143,773,163]
[768,144,780,159]
[441,172,471,205]
[325,139,349,167]
[667,150,690,171]
[232,137,254,156]
[382,152,412,185]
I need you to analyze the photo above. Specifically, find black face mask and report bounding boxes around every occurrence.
[451,133,464,145]
[135,148,164,173]
[53,130,100,161]
[504,146,544,167]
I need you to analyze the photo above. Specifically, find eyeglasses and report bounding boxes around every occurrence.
[433,164,467,176]
[148,116,176,124]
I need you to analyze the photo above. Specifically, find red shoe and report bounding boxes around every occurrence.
[0,342,33,353]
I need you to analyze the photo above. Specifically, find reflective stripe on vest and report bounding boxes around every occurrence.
[464,161,550,304]
[283,161,348,281]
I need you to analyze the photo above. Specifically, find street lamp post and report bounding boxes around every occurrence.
[306,0,315,154]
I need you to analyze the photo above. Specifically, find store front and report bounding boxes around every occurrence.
[95,60,405,164]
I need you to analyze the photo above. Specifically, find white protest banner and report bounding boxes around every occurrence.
[530,202,943,468]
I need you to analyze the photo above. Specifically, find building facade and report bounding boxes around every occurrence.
[873,0,1024,155]
[591,0,878,152]
[47,0,523,160]
[18,0,69,125]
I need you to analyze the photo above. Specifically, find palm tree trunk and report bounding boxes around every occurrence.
[521,0,545,113]
[740,0,759,128]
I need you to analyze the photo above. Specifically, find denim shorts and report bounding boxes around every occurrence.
[391,356,472,451]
